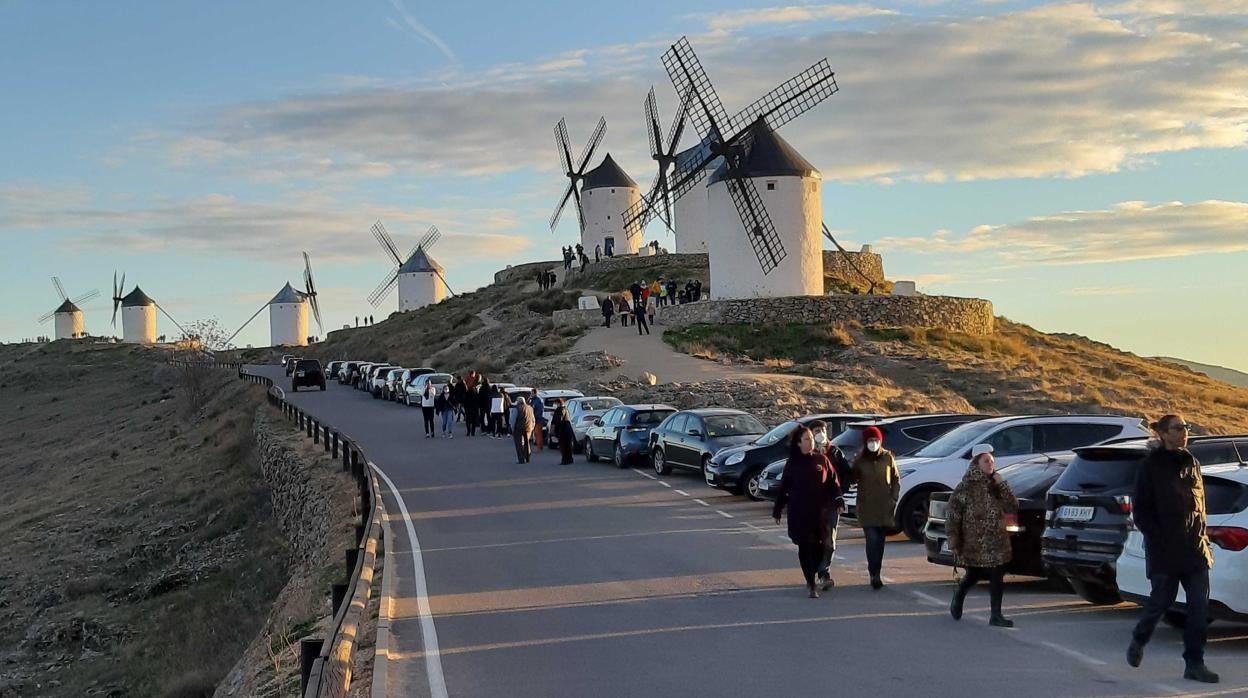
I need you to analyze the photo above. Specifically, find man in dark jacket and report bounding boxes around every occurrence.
[1127,414,1219,684]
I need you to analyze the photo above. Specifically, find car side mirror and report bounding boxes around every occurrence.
[687,429,703,439]
[593,418,603,426]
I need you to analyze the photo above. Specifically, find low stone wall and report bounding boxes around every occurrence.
[252,409,334,568]
[580,294,995,335]
[823,250,884,286]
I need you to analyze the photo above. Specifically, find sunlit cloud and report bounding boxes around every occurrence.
[691,4,899,32]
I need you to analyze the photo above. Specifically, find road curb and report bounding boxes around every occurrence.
[372,496,396,698]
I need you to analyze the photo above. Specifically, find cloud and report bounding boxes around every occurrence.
[0,186,530,267]
[692,4,899,32]
[386,0,459,67]
[153,2,1248,188]
[1063,285,1148,296]
[876,200,1248,265]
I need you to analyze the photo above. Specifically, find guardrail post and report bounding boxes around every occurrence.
[300,639,324,696]
[341,444,350,471]
[306,417,314,438]
[323,426,330,452]
[350,450,361,477]
[331,583,349,615]
[331,433,339,458]
[313,422,320,444]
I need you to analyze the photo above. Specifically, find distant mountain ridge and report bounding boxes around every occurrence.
[1157,357,1248,388]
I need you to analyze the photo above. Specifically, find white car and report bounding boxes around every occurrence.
[1117,463,1248,624]
[566,396,623,452]
[847,414,1149,541]
[395,367,436,403]
[369,366,397,398]
[405,372,453,406]
[382,368,407,401]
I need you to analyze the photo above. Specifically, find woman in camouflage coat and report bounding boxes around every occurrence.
[946,443,1019,627]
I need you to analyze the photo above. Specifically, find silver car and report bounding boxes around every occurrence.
[565,396,623,452]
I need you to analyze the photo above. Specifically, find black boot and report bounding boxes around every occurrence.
[870,575,883,590]
[1184,663,1220,684]
[950,588,967,620]
[1126,640,1143,668]
[989,614,1014,628]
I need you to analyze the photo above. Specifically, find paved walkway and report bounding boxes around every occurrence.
[573,320,790,384]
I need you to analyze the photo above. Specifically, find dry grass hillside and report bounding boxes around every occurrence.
[0,342,285,697]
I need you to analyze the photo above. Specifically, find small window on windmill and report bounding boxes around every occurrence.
[611,188,616,194]
[766,181,777,191]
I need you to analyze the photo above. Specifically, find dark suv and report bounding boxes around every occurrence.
[1043,437,1247,605]
[705,413,879,500]
[291,358,326,392]
[583,404,677,468]
[649,409,768,478]
[832,414,987,462]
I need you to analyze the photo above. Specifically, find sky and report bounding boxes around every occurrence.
[2,1,1246,370]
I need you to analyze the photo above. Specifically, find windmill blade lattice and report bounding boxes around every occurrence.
[52,277,68,301]
[371,221,403,266]
[302,251,323,335]
[111,271,126,328]
[549,116,606,234]
[368,269,399,308]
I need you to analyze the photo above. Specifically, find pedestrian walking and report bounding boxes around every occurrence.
[633,295,650,335]
[594,243,601,263]
[488,386,505,437]
[464,384,479,436]
[556,407,576,464]
[812,420,846,591]
[579,251,588,272]
[420,382,437,438]
[512,396,535,463]
[436,385,455,438]
[617,296,630,327]
[947,443,1018,628]
[601,296,615,327]
[531,390,546,450]
[772,425,843,598]
[451,377,466,422]
[849,426,899,590]
[1126,414,1219,684]
[646,293,657,325]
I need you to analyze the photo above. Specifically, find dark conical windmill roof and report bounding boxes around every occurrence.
[121,286,155,307]
[675,141,724,175]
[581,153,638,190]
[399,246,444,274]
[708,119,820,185]
[269,281,306,305]
[54,299,81,314]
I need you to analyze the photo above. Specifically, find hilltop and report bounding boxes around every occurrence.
[1156,357,1248,389]
[297,255,1248,434]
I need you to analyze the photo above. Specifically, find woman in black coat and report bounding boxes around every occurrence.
[772,425,843,598]
[463,384,479,437]
[555,408,576,464]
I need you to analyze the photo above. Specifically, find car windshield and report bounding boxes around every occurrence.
[703,414,766,437]
[632,410,675,426]
[911,421,999,459]
[579,398,621,411]
[754,421,798,447]
[997,460,1066,498]
[299,360,320,370]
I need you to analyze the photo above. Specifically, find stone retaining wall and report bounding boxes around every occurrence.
[252,409,334,568]
[556,294,994,335]
[823,250,884,286]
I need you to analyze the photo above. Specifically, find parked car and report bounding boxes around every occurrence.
[338,361,361,385]
[281,354,295,369]
[351,362,374,389]
[394,367,436,403]
[325,360,343,379]
[363,364,390,392]
[1117,462,1248,625]
[290,358,326,392]
[567,397,624,452]
[536,389,586,448]
[382,368,406,401]
[285,357,302,376]
[1043,437,1246,605]
[368,365,397,398]
[649,409,767,477]
[584,404,678,468]
[705,413,879,500]
[405,372,453,406]
[926,453,1073,579]
[884,415,1149,541]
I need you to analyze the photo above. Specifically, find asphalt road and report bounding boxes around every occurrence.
[253,366,1247,698]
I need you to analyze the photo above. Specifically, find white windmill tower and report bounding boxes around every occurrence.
[225,252,324,348]
[367,222,453,312]
[549,118,642,257]
[110,272,186,344]
[643,37,838,298]
[37,277,99,340]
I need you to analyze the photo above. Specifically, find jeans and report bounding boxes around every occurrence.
[1132,567,1210,664]
[421,406,435,435]
[818,510,841,575]
[863,526,887,579]
[956,565,1006,617]
[798,543,823,588]
[441,409,454,434]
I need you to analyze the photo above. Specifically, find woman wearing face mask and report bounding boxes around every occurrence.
[436,385,455,438]
[810,420,846,591]
[772,425,843,598]
[850,426,899,590]
[946,443,1019,628]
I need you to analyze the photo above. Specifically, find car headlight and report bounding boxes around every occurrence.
[899,468,916,478]
[725,452,745,466]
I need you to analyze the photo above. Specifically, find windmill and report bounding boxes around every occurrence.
[38,277,99,340]
[549,117,641,257]
[367,221,453,312]
[224,252,324,348]
[110,271,187,343]
[622,87,693,244]
[647,36,839,298]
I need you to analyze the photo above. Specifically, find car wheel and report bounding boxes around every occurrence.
[700,456,711,481]
[614,442,628,469]
[653,448,670,475]
[899,490,937,542]
[743,468,765,501]
[585,439,598,462]
[1070,578,1122,606]
[291,383,297,393]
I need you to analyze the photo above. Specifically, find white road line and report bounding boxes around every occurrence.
[631,468,657,480]
[373,462,449,698]
[1038,641,1107,666]
[741,521,768,532]
[674,489,690,497]
[910,590,946,607]
[692,498,709,506]
[658,481,672,488]
[717,511,734,519]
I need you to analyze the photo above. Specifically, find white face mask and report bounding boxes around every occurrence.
[866,439,882,453]
[813,432,828,446]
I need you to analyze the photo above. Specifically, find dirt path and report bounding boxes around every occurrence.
[433,308,501,362]
[572,321,796,384]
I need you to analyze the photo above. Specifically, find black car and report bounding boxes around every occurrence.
[649,409,768,477]
[926,453,1072,579]
[291,358,326,392]
[705,413,879,500]
[1042,437,1246,605]
[831,414,988,462]
[583,404,677,468]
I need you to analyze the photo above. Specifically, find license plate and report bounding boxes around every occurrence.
[705,472,715,485]
[1057,505,1094,522]
[940,540,950,554]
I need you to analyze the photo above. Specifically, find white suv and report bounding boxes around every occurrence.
[885,415,1148,541]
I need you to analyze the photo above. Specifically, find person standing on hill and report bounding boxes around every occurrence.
[1126,414,1219,684]
[617,295,630,327]
[947,443,1018,628]
[420,382,437,439]
[772,425,843,598]
[633,293,650,335]
[594,243,601,263]
[630,280,643,303]
[850,425,899,590]
[512,396,535,463]
[435,385,455,438]
[601,296,615,327]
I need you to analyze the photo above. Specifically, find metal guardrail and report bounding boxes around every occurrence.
[237,367,384,698]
